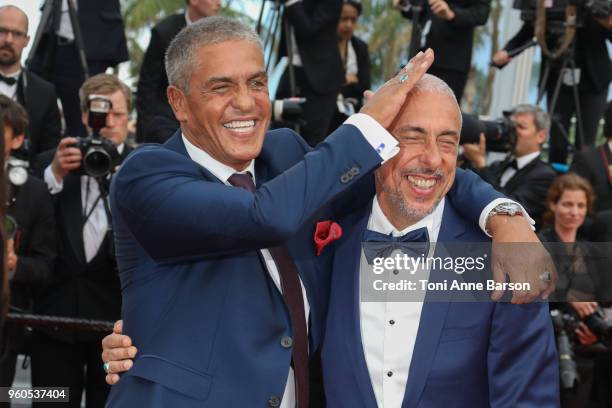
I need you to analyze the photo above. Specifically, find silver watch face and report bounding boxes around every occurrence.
[493,202,522,216]
[8,166,28,186]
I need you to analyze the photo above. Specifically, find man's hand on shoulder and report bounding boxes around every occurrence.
[487,215,557,304]
[101,320,137,385]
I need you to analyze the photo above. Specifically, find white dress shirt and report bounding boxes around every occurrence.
[0,69,20,100]
[57,0,76,41]
[43,144,125,263]
[345,40,358,77]
[499,151,540,188]
[360,197,444,408]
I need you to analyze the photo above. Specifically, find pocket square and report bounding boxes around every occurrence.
[314,221,342,256]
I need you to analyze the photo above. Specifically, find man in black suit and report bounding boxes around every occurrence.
[32,74,132,408]
[395,0,490,102]
[276,0,344,146]
[29,0,129,138]
[463,104,557,229]
[136,0,220,143]
[571,101,612,213]
[0,96,56,389]
[493,15,611,165]
[0,5,61,166]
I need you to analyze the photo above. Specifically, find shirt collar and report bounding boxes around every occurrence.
[367,196,445,242]
[0,68,21,80]
[185,10,194,25]
[515,151,540,170]
[181,133,255,185]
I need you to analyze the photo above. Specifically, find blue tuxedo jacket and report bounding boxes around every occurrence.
[321,198,560,408]
[106,123,514,407]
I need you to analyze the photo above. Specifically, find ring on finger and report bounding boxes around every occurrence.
[399,74,409,84]
[103,362,111,374]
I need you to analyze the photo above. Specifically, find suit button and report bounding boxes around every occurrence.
[349,166,360,176]
[340,174,350,183]
[268,395,281,407]
[281,336,293,348]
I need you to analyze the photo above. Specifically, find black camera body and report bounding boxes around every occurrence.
[514,0,611,34]
[73,95,119,178]
[460,112,517,153]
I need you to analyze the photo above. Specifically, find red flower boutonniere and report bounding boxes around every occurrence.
[314,221,342,256]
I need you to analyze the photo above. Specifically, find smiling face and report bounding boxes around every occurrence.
[375,89,461,229]
[168,40,271,171]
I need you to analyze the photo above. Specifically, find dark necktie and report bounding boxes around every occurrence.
[228,172,310,408]
[363,227,430,264]
[0,74,17,86]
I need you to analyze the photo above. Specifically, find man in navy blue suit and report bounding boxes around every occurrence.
[101,17,556,408]
[321,74,559,407]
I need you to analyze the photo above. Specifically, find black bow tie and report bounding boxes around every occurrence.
[363,227,430,264]
[0,74,17,86]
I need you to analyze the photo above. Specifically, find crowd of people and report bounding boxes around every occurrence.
[0,0,608,407]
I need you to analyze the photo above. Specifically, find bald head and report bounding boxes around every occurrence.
[0,5,28,34]
[406,73,461,129]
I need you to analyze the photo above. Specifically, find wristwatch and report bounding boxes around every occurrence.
[485,202,524,235]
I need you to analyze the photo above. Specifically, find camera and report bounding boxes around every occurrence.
[551,309,580,389]
[460,112,517,153]
[513,0,611,33]
[7,156,29,187]
[72,95,119,178]
[273,97,306,126]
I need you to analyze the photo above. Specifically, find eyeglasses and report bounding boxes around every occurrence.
[0,27,27,40]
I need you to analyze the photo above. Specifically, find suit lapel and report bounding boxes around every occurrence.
[337,202,379,407]
[504,155,540,190]
[401,203,466,408]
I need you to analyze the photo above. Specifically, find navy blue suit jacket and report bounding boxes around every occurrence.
[107,123,518,406]
[106,125,386,407]
[321,198,560,407]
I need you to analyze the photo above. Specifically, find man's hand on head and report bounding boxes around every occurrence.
[51,137,82,183]
[101,320,137,385]
[360,48,434,130]
[487,215,557,303]
[462,133,487,169]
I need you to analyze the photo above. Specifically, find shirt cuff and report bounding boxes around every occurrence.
[344,113,399,163]
[44,164,64,194]
[285,0,301,7]
[479,198,536,237]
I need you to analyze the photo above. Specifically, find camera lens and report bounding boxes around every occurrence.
[83,148,112,178]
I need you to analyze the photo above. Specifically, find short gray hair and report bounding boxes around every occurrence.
[165,16,263,94]
[513,104,551,131]
[411,73,462,129]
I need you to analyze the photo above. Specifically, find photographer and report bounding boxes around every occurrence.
[136,0,221,143]
[463,104,556,229]
[276,0,344,146]
[571,100,612,213]
[394,0,490,102]
[492,11,611,165]
[29,0,129,138]
[539,173,612,407]
[0,6,62,166]
[0,96,56,389]
[327,0,371,133]
[32,74,132,407]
